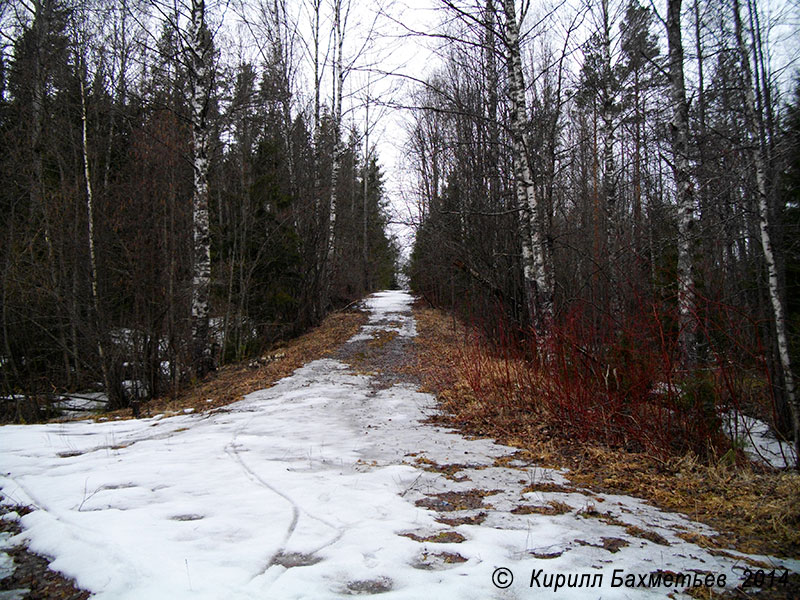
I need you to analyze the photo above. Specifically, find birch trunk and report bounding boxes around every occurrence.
[600,0,615,236]
[328,0,345,267]
[79,60,114,407]
[363,94,370,291]
[484,0,499,209]
[501,0,553,333]
[188,0,214,377]
[733,0,799,468]
[666,0,697,369]
[309,0,324,322]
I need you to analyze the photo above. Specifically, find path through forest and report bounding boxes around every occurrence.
[1,291,798,599]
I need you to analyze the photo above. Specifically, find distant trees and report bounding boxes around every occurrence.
[407,0,800,464]
[0,0,398,413]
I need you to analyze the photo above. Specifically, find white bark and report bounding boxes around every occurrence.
[79,51,113,405]
[666,0,697,368]
[484,0,500,208]
[501,0,553,332]
[328,0,345,262]
[600,0,616,226]
[187,0,214,376]
[733,0,799,468]
[363,93,370,290]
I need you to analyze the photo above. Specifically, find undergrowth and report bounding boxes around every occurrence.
[99,308,368,419]
[412,300,800,558]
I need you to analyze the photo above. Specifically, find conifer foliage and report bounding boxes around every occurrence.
[0,0,398,412]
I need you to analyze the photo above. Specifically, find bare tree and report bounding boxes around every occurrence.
[501,0,553,332]
[73,2,116,406]
[732,0,798,467]
[666,0,696,368]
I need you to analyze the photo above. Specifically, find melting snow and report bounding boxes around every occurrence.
[1,291,797,599]
[722,411,797,469]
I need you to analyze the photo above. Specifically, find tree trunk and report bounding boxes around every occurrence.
[79,60,115,407]
[363,94,370,291]
[501,0,553,334]
[485,0,500,210]
[328,0,345,270]
[666,0,697,369]
[600,0,615,244]
[188,0,214,377]
[732,0,799,468]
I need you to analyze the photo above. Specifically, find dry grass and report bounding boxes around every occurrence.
[411,301,800,559]
[435,512,487,526]
[415,489,501,512]
[415,550,468,566]
[368,329,399,347]
[511,500,572,516]
[400,531,467,544]
[101,309,367,420]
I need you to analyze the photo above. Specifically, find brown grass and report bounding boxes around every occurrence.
[400,531,467,543]
[100,309,367,420]
[415,489,500,512]
[411,301,800,559]
[511,500,572,516]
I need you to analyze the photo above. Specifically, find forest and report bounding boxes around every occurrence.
[0,0,399,414]
[0,0,798,468]
[405,0,800,466]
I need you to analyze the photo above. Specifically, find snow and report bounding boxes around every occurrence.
[722,411,797,469]
[0,525,28,599]
[347,291,416,341]
[53,392,108,416]
[1,290,798,599]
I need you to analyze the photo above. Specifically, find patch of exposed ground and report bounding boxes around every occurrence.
[271,552,322,569]
[0,504,90,600]
[343,576,393,595]
[511,500,572,516]
[575,537,630,553]
[407,456,486,481]
[335,327,419,391]
[683,571,800,599]
[400,531,467,544]
[411,550,468,569]
[434,512,487,527]
[414,489,501,512]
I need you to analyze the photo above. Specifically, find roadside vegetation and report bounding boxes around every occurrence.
[411,301,800,560]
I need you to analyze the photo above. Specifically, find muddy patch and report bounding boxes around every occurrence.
[412,551,468,570]
[400,531,467,544]
[415,489,500,512]
[344,576,393,595]
[272,552,322,568]
[435,512,488,526]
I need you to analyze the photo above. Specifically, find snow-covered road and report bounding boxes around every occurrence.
[1,291,797,599]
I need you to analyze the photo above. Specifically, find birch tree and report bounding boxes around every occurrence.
[732,0,798,467]
[501,0,553,332]
[328,0,347,262]
[185,0,215,377]
[73,5,117,407]
[666,0,696,368]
